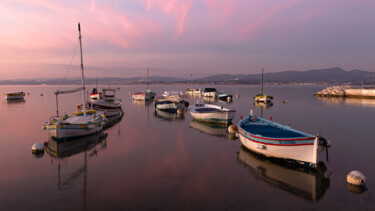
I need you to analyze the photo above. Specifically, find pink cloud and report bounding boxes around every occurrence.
[145,0,193,39]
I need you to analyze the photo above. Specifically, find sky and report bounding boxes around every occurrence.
[0,0,375,80]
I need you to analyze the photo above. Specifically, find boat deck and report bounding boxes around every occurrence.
[194,108,221,113]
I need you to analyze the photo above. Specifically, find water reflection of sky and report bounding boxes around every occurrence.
[0,85,374,210]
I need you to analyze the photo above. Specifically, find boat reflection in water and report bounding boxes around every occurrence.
[154,109,184,121]
[5,98,25,104]
[189,119,228,138]
[45,131,108,158]
[103,113,124,130]
[254,101,273,109]
[236,146,330,202]
[132,99,153,107]
[202,96,217,104]
[45,131,108,209]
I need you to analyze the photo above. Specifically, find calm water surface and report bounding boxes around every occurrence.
[0,84,374,210]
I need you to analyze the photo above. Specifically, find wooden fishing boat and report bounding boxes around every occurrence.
[43,23,106,141]
[237,146,330,202]
[154,98,185,113]
[79,88,122,117]
[189,103,236,124]
[4,91,25,100]
[238,115,325,168]
[254,68,273,103]
[202,88,218,98]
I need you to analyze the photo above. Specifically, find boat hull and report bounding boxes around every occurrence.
[238,116,318,168]
[132,93,152,101]
[155,100,184,113]
[189,104,236,124]
[4,92,25,100]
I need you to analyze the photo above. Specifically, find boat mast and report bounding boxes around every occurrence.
[78,22,86,115]
[261,68,264,95]
[147,68,149,91]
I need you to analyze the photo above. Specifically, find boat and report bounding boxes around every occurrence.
[189,103,236,124]
[237,146,330,202]
[43,23,106,141]
[154,98,185,113]
[78,88,122,117]
[90,88,102,100]
[4,91,25,100]
[161,90,185,99]
[238,113,330,168]
[132,68,155,101]
[218,92,233,101]
[186,88,201,95]
[202,88,218,98]
[254,68,273,103]
[132,92,152,101]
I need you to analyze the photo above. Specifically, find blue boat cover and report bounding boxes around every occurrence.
[242,124,307,138]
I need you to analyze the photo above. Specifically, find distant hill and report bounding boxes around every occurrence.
[1,67,375,85]
[197,67,375,83]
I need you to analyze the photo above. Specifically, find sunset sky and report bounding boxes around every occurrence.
[1,0,374,80]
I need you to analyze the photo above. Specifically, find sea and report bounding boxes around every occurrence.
[0,84,374,210]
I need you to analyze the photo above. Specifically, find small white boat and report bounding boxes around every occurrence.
[154,98,185,113]
[161,90,185,99]
[189,103,236,124]
[43,23,106,141]
[186,88,201,95]
[4,92,25,100]
[132,92,152,101]
[202,88,218,98]
[238,115,330,168]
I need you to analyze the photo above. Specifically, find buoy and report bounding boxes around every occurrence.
[32,143,44,154]
[227,96,232,102]
[347,171,367,190]
[228,125,238,133]
[177,108,184,114]
[228,133,238,140]
[236,94,240,99]
[27,92,30,95]
[40,93,43,96]
[282,100,288,104]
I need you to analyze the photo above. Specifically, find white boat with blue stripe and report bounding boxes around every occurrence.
[189,103,236,124]
[238,115,326,168]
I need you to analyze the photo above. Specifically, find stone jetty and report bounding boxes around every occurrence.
[315,86,375,98]
[314,86,350,97]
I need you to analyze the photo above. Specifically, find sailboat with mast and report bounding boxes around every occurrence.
[43,23,106,141]
[254,68,273,103]
[132,68,155,101]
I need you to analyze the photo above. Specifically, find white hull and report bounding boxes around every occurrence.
[189,104,236,124]
[48,124,104,141]
[155,100,184,112]
[132,93,152,101]
[238,133,318,166]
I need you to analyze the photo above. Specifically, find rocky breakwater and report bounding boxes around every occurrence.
[314,86,351,97]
